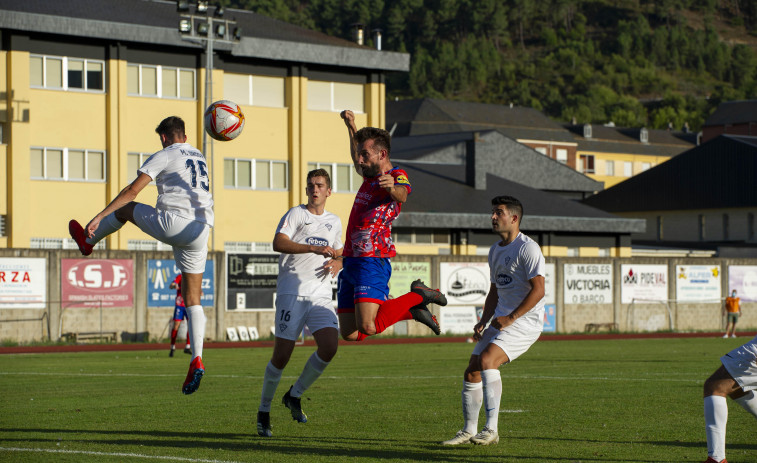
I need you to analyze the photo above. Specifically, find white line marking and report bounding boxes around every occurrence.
[0,371,702,383]
[0,447,242,463]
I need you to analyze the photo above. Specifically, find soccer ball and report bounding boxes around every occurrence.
[204,100,245,141]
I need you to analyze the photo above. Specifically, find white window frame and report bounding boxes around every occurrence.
[31,238,106,251]
[579,154,595,173]
[555,148,568,164]
[127,63,196,100]
[308,81,364,113]
[31,146,106,182]
[224,158,288,191]
[307,162,361,193]
[30,54,105,93]
[223,73,286,108]
[605,160,615,176]
[127,152,156,184]
[623,161,633,177]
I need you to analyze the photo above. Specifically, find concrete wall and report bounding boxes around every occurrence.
[1,250,756,343]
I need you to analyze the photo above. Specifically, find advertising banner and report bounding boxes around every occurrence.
[389,261,431,299]
[544,263,556,305]
[440,261,490,305]
[61,259,133,308]
[728,265,757,302]
[543,304,556,332]
[147,259,215,307]
[0,258,47,308]
[439,306,478,334]
[563,263,613,305]
[676,265,721,301]
[226,253,278,310]
[620,264,668,304]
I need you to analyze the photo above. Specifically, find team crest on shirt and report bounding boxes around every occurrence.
[279,323,288,332]
[496,273,513,285]
[395,175,410,185]
[504,256,511,266]
[325,224,332,231]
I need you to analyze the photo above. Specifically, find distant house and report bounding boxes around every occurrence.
[390,131,644,257]
[582,135,757,257]
[565,124,696,188]
[387,98,580,168]
[702,99,757,143]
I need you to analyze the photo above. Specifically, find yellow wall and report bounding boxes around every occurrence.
[583,151,672,188]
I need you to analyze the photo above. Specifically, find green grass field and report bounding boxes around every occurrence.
[1,337,755,463]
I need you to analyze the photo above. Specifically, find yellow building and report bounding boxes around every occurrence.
[0,1,408,252]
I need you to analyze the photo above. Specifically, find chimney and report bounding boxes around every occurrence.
[372,28,382,50]
[466,132,486,190]
[351,23,364,45]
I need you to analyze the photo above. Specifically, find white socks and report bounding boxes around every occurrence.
[185,305,205,360]
[704,395,727,461]
[292,352,330,398]
[85,213,125,245]
[259,361,283,413]
[734,390,757,418]
[462,381,483,434]
[481,369,502,432]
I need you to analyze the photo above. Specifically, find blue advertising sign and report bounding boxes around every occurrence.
[543,304,556,332]
[147,259,214,307]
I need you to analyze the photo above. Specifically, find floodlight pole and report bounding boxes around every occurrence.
[203,27,215,251]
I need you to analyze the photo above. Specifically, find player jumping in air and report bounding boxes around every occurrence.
[337,110,447,342]
[69,116,212,395]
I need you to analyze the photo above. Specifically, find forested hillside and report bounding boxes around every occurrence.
[224,0,757,131]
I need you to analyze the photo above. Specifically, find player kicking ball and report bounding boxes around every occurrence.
[442,196,546,446]
[337,110,447,343]
[702,334,757,462]
[256,169,343,437]
[68,116,213,395]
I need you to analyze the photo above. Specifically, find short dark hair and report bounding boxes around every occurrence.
[307,168,331,189]
[491,195,523,221]
[355,127,391,155]
[155,116,186,139]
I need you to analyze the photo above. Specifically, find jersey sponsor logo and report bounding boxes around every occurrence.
[496,273,513,286]
[395,174,410,185]
[307,237,329,247]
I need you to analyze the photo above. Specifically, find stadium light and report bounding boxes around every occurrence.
[215,23,226,38]
[196,21,209,35]
[176,0,190,12]
[196,1,208,13]
[178,19,192,33]
[233,27,242,41]
[215,6,225,17]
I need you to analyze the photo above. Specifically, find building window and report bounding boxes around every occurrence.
[555,149,568,164]
[224,241,273,252]
[623,161,633,177]
[656,216,663,241]
[566,247,579,257]
[31,237,105,251]
[698,214,706,241]
[598,248,611,257]
[392,229,449,245]
[128,240,172,251]
[31,147,105,181]
[127,64,195,99]
[306,162,362,193]
[579,155,595,173]
[224,158,288,190]
[640,127,649,143]
[641,162,651,171]
[605,160,615,176]
[127,152,153,182]
[223,73,285,108]
[307,80,364,113]
[30,54,105,92]
[723,214,729,240]
[535,147,547,155]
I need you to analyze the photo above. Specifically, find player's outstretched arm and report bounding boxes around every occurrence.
[273,233,337,258]
[86,173,152,238]
[340,110,362,177]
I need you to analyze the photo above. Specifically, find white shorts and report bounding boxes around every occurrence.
[133,204,210,274]
[721,335,757,392]
[274,294,338,341]
[472,323,541,362]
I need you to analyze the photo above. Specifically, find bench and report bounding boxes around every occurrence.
[584,323,618,333]
[62,331,119,343]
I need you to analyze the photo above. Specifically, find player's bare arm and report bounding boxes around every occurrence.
[340,110,361,176]
[490,275,546,331]
[320,248,344,277]
[379,174,408,203]
[473,284,499,341]
[273,233,337,258]
[86,172,152,238]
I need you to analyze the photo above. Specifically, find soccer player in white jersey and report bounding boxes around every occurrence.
[256,168,344,438]
[68,116,212,395]
[442,195,546,446]
[702,335,757,463]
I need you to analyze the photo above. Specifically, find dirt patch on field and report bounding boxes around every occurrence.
[1,331,754,355]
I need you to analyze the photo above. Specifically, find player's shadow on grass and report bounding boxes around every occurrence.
[1,428,695,462]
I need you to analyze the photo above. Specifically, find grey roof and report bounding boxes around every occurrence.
[583,135,757,212]
[387,99,577,143]
[565,124,695,157]
[704,100,757,126]
[391,130,604,195]
[395,166,644,233]
[0,0,409,71]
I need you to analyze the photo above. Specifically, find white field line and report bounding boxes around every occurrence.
[0,371,702,383]
[0,447,242,463]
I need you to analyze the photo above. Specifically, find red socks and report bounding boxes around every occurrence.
[373,292,422,334]
[170,328,178,345]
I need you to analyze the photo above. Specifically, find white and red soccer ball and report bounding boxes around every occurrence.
[204,100,245,141]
